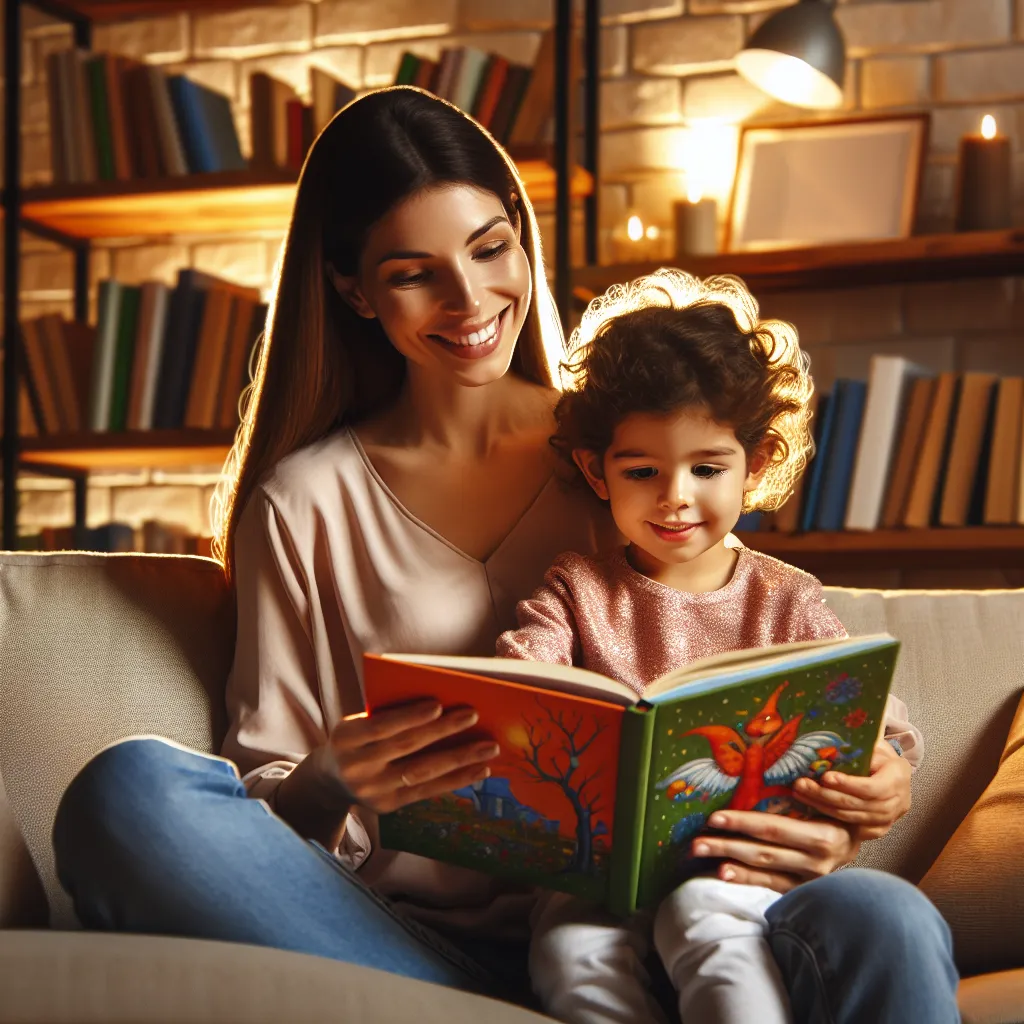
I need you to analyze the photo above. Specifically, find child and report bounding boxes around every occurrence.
[495,270,922,1024]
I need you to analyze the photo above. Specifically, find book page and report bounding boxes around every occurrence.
[382,653,639,707]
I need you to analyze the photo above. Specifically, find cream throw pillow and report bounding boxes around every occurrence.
[919,691,1024,977]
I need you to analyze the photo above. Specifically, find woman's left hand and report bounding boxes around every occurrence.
[691,741,912,893]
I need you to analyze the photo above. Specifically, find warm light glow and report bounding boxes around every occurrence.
[672,123,740,209]
[687,181,703,204]
[736,49,843,111]
[626,215,644,242]
[982,114,997,139]
[644,225,660,240]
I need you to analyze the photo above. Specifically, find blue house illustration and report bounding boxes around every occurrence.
[454,777,560,833]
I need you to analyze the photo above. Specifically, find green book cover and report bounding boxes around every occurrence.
[85,55,115,181]
[363,634,899,914]
[108,285,141,433]
[394,51,421,85]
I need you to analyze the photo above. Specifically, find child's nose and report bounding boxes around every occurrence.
[659,471,692,509]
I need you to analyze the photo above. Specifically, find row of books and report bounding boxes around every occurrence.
[393,32,557,147]
[19,271,267,436]
[46,47,358,183]
[18,520,213,556]
[758,357,1024,533]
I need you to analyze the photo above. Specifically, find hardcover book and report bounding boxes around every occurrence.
[363,634,899,915]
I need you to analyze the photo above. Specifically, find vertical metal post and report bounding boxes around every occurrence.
[553,0,572,327]
[74,244,89,323]
[73,475,87,546]
[583,0,600,267]
[3,0,23,550]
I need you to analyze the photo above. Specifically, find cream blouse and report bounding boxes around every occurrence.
[222,426,613,934]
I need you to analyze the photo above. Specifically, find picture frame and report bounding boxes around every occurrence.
[726,113,930,253]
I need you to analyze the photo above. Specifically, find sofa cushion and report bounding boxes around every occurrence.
[918,690,1024,976]
[0,931,553,1023]
[0,553,234,928]
[823,587,1024,884]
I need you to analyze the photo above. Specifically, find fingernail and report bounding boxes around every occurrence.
[477,742,500,758]
[429,704,443,719]
[693,842,709,856]
[456,710,479,726]
[721,867,736,881]
[708,813,725,827]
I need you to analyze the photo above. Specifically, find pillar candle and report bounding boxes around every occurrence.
[674,197,718,256]
[956,115,1013,232]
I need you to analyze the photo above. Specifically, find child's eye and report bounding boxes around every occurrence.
[624,467,657,480]
[693,465,726,479]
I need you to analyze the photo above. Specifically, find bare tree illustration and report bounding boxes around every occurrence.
[520,698,607,873]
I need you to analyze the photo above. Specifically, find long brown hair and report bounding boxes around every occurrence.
[211,87,565,580]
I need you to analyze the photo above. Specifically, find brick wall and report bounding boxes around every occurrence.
[3,0,1023,584]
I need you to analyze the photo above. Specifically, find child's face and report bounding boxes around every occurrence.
[575,406,764,574]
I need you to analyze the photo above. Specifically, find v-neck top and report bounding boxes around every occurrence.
[221,427,616,933]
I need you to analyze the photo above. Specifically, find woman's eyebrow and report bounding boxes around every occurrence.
[377,216,509,266]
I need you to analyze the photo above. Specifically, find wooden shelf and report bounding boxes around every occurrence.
[15,162,593,240]
[19,430,235,470]
[31,1,299,21]
[573,229,1024,302]
[737,527,1024,570]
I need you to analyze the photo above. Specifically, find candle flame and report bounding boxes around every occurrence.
[687,182,703,204]
[627,215,644,242]
[645,225,660,240]
[982,115,997,139]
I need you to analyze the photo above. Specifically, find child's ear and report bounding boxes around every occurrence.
[572,449,610,501]
[743,443,770,491]
[326,262,376,319]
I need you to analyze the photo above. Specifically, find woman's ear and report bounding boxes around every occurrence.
[572,449,610,501]
[326,262,376,319]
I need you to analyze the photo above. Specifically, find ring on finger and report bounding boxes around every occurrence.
[400,772,414,787]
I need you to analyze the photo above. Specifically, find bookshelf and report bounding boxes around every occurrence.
[572,228,1024,302]
[2,0,599,549]
[14,162,594,239]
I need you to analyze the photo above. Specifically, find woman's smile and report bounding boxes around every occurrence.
[426,306,511,361]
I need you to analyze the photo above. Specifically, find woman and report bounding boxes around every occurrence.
[53,88,958,1022]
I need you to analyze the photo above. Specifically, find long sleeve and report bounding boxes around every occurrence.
[495,563,582,666]
[221,489,371,865]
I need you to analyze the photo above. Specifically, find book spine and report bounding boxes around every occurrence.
[108,285,141,432]
[86,55,115,181]
[606,706,656,917]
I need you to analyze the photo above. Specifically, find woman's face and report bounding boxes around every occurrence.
[337,183,532,387]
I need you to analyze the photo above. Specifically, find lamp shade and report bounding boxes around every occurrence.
[736,0,846,110]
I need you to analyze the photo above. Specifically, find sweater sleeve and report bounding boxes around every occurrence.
[221,489,371,867]
[495,561,581,666]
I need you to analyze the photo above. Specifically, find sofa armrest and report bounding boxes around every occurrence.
[0,931,553,1023]
[959,969,1024,1024]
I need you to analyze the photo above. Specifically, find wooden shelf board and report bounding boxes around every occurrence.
[19,430,235,470]
[31,0,299,22]
[14,163,592,240]
[573,229,1024,301]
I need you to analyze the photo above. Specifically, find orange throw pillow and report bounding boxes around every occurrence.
[919,691,1024,976]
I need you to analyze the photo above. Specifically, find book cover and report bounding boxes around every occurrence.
[815,379,867,531]
[146,65,189,176]
[126,281,171,431]
[89,279,123,432]
[984,377,1023,525]
[902,372,960,528]
[938,373,997,527]
[85,54,115,181]
[880,376,936,529]
[108,284,142,432]
[38,314,81,432]
[364,635,898,914]
[799,391,834,532]
[770,389,819,534]
[394,51,421,86]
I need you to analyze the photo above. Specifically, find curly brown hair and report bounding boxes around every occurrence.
[553,270,814,512]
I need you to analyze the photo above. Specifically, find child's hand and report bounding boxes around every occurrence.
[792,740,911,837]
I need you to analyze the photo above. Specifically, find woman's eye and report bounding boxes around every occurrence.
[624,467,657,480]
[390,270,429,287]
[693,465,726,479]
[475,240,509,260]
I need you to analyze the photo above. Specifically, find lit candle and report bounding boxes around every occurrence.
[611,214,665,263]
[674,183,718,257]
[955,114,1013,232]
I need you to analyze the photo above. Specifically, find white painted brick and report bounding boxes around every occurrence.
[904,277,1018,333]
[836,0,1010,57]
[21,250,72,297]
[166,60,239,100]
[18,487,72,529]
[239,52,318,105]
[602,0,683,25]
[759,287,904,347]
[957,334,1024,374]
[533,207,586,269]
[916,158,956,234]
[151,470,225,486]
[110,244,190,286]
[803,337,956,393]
[315,0,457,46]
[601,77,681,130]
[87,487,113,529]
[600,125,687,178]
[90,248,112,287]
[192,240,268,288]
[8,298,74,321]
[111,485,204,532]
[929,103,1024,153]
[22,130,51,187]
[603,26,628,78]
[860,55,931,109]
[309,47,363,89]
[681,72,771,123]
[0,28,35,86]
[90,471,151,488]
[631,15,744,76]
[689,0,788,12]
[194,4,313,59]
[93,14,189,64]
[596,183,630,265]
[458,0,551,32]
[33,27,73,74]
[364,32,541,87]
[936,46,1024,103]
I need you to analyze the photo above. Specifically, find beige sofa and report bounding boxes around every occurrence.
[0,551,1021,1023]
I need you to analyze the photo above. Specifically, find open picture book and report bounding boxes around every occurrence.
[363,633,900,915]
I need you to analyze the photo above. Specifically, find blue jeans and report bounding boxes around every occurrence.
[53,738,960,1022]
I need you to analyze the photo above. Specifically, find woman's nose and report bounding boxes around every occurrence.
[440,265,482,314]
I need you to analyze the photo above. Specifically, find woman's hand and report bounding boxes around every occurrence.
[328,700,500,814]
[690,810,861,894]
[792,740,912,840]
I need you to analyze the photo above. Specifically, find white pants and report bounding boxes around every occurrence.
[529,878,791,1024]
